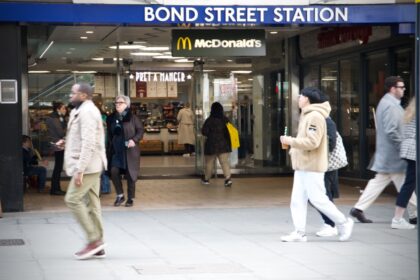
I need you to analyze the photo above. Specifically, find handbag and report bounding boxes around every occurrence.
[327,132,348,171]
[226,122,240,149]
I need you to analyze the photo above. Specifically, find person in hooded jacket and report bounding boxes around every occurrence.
[106,95,144,207]
[201,102,232,187]
[280,87,354,242]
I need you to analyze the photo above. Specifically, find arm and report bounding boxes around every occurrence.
[75,109,98,173]
[382,106,403,148]
[289,115,325,150]
[131,115,144,142]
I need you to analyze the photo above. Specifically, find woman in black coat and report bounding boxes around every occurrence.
[201,102,232,187]
[106,95,144,207]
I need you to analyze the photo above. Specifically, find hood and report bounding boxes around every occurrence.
[302,101,331,118]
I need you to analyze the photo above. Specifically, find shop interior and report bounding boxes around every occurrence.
[26,25,302,176]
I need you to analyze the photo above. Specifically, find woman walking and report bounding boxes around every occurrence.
[391,97,417,229]
[106,95,144,207]
[177,103,195,157]
[201,102,232,187]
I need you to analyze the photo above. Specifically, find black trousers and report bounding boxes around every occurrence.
[51,150,64,192]
[319,170,339,227]
[110,167,136,200]
[184,144,194,154]
[396,159,416,208]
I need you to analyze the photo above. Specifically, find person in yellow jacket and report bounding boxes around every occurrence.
[280,87,354,242]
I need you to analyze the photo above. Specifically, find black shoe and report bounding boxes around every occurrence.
[409,217,417,225]
[50,190,66,196]
[224,178,232,187]
[350,207,372,223]
[201,177,210,185]
[114,196,125,207]
[125,199,133,207]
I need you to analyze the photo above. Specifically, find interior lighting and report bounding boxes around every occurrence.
[153,55,180,59]
[72,70,97,74]
[270,31,278,34]
[39,41,54,59]
[29,70,51,73]
[86,31,94,34]
[131,52,162,56]
[227,59,233,62]
[109,45,143,50]
[56,69,70,72]
[80,36,88,40]
[129,73,134,79]
[139,46,170,51]
[231,70,252,74]
[187,74,192,79]
[248,78,253,81]
[174,59,191,63]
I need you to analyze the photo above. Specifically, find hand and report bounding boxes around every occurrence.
[56,139,65,149]
[127,139,136,148]
[280,135,290,145]
[74,172,84,187]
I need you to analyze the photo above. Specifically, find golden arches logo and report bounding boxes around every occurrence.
[176,37,192,51]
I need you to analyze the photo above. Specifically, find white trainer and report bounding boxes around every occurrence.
[337,218,354,241]
[281,231,307,242]
[391,218,415,230]
[316,224,338,237]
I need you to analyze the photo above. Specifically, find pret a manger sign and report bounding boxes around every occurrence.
[136,72,186,82]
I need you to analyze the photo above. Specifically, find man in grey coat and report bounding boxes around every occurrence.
[350,76,417,223]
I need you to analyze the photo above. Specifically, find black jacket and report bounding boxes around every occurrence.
[202,116,232,155]
[326,117,337,152]
[22,148,38,175]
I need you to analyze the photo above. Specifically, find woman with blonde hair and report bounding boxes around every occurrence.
[391,97,417,229]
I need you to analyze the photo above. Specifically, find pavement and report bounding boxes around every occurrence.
[0,177,418,280]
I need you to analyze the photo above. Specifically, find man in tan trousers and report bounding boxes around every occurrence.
[58,83,107,260]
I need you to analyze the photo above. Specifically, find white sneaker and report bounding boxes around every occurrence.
[316,224,338,237]
[337,218,354,241]
[391,218,415,230]
[281,231,307,242]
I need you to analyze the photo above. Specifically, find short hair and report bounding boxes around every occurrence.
[301,87,323,104]
[22,135,31,144]
[76,83,93,98]
[115,95,131,107]
[384,76,404,92]
[52,102,64,112]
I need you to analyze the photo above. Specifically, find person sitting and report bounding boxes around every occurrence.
[22,135,47,192]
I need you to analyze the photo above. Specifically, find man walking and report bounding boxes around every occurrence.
[350,76,417,223]
[59,83,107,260]
[280,87,354,242]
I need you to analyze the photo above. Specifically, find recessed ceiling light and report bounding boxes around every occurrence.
[66,51,72,55]
[72,70,97,74]
[80,36,88,40]
[248,78,253,81]
[174,59,191,63]
[153,55,180,59]
[227,59,233,62]
[28,70,51,74]
[69,48,75,51]
[109,45,143,50]
[86,31,94,34]
[231,70,252,74]
[56,69,70,72]
[140,46,170,51]
[131,52,162,56]
[270,31,278,34]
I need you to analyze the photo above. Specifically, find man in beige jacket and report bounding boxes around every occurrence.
[57,83,107,260]
[280,87,354,242]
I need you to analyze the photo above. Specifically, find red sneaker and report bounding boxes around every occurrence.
[74,240,105,260]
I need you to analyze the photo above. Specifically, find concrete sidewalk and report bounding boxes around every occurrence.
[0,177,418,280]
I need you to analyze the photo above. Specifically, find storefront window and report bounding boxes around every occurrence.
[395,48,413,106]
[366,51,388,165]
[303,64,319,88]
[321,62,338,120]
[340,59,360,173]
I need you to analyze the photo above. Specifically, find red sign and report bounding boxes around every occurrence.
[317,26,372,49]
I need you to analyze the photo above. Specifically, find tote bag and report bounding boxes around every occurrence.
[327,132,348,171]
[226,122,240,149]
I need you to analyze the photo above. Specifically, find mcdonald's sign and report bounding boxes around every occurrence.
[172,29,266,57]
[176,37,192,51]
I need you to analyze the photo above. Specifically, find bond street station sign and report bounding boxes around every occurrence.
[172,29,266,57]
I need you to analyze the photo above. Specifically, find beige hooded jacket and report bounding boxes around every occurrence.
[287,101,331,173]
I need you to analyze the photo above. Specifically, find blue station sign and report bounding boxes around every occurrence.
[0,3,415,25]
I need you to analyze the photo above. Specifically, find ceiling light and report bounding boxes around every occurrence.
[270,31,278,34]
[131,52,162,56]
[66,51,72,55]
[72,71,97,74]
[69,48,75,51]
[187,74,192,79]
[174,59,191,63]
[80,36,88,40]
[91,57,122,61]
[140,46,170,51]
[227,59,233,62]
[153,55,180,59]
[56,69,70,72]
[163,51,172,55]
[86,31,94,34]
[39,41,54,59]
[29,70,51,74]
[109,45,143,50]
[129,73,134,79]
[231,70,252,74]
[248,78,253,81]
[203,69,216,72]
